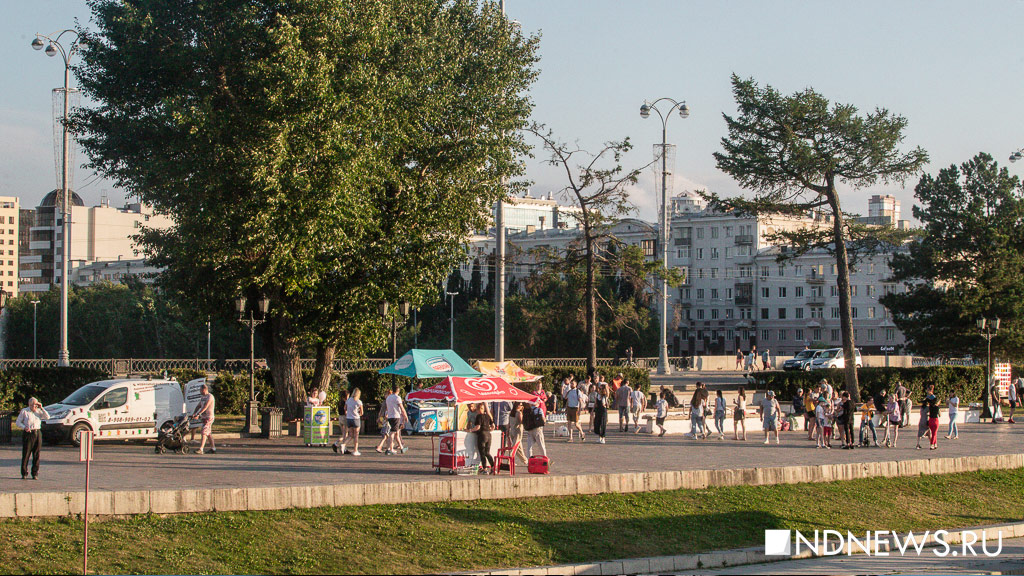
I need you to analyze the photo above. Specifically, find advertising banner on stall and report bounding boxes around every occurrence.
[303,406,331,446]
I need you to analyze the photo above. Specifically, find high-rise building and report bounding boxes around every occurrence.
[0,196,19,296]
[868,194,900,222]
[18,192,172,293]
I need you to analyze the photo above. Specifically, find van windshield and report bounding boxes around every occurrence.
[61,385,108,407]
[795,350,815,359]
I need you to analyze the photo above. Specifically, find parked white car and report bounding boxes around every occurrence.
[42,379,187,447]
[809,348,863,370]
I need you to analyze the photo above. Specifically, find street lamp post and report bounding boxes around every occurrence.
[446,291,459,350]
[31,300,40,360]
[640,97,690,375]
[379,301,411,362]
[32,29,84,368]
[1009,149,1022,164]
[978,317,1000,421]
[236,296,269,436]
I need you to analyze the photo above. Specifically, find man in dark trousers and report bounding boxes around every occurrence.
[16,397,50,480]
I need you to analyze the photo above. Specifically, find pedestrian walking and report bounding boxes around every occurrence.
[616,379,633,432]
[924,385,941,450]
[654,390,668,437]
[735,349,744,370]
[469,403,495,473]
[588,384,599,434]
[761,348,771,371]
[593,384,609,443]
[16,397,49,480]
[885,393,901,447]
[690,382,707,439]
[914,401,931,450]
[1008,378,1019,424]
[565,380,586,442]
[946,391,960,439]
[190,383,217,455]
[804,388,817,440]
[814,395,829,449]
[374,403,390,453]
[839,391,855,449]
[523,398,548,455]
[760,390,781,444]
[334,388,363,456]
[713,389,727,440]
[331,389,349,453]
[733,386,748,440]
[631,385,646,433]
[382,384,409,455]
[874,387,890,445]
[745,347,756,372]
[507,402,529,465]
[896,381,911,428]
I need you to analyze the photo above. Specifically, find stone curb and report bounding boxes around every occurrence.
[461,521,1024,575]
[2,453,1022,518]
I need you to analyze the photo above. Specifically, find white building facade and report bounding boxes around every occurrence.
[0,196,19,296]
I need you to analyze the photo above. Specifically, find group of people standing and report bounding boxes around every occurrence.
[558,373,650,444]
[735,346,772,371]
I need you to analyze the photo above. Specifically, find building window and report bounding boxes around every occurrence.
[725,308,734,319]
[852,307,858,319]
[830,285,838,297]
[851,285,858,297]
[697,309,705,320]
[867,329,876,341]
[697,248,704,260]
[696,228,704,239]
[710,227,719,239]
[697,288,705,299]
[710,247,719,259]
[760,308,769,320]
[866,285,876,296]
[761,287,770,298]
[813,328,822,341]
[711,309,720,320]
[683,288,691,299]
[831,329,841,342]
[778,265,785,277]
[831,307,840,319]
[725,247,732,259]
[794,265,803,275]
[724,226,732,237]
[778,329,787,341]
[761,329,771,341]
[795,286,804,298]
[760,266,770,278]
[778,287,787,298]
[740,308,752,319]
[830,264,837,275]
[727,329,735,340]
[778,308,787,319]
[868,307,876,319]
[739,266,752,278]
[711,268,719,279]
[795,329,804,342]
[726,288,733,299]
[886,328,895,341]
[711,288,719,299]
[795,307,804,319]
[697,268,705,279]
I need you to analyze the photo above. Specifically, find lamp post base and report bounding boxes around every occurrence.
[244,400,262,436]
[980,407,994,421]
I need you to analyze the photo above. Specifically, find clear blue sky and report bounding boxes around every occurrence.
[3,0,1023,221]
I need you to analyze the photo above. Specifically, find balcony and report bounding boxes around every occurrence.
[806,297,826,307]
[735,296,753,306]
[806,273,826,284]
[734,234,754,246]
[673,237,692,246]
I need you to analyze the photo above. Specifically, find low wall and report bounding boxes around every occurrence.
[3,452,1021,519]
[688,355,915,370]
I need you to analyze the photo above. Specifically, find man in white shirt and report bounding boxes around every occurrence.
[16,397,50,480]
[565,380,586,443]
[383,384,409,454]
[1008,378,1019,424]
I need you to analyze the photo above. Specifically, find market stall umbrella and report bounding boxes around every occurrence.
[379,349,483,379]
[472,360,542,383]
[407,376,541,404]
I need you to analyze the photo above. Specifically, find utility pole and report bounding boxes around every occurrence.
[494,0,507,363]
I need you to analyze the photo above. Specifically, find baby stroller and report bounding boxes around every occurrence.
[155,415,192,454]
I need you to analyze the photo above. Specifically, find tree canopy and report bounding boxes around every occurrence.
[882,153,1024,360]
[708,75,928,400]
[74,0,538,416]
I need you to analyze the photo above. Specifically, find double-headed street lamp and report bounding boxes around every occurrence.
[1009,149,1022,163]
[32,29,84,368]
[640,97,690,375]
[236,295,269,435]
[31,300,40,360]
[978,317,1000,421]
[379,301,411,362]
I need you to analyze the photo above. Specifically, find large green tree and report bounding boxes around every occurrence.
[707,75,928,401]
[74,0,538,417]
[882,153,1024,360]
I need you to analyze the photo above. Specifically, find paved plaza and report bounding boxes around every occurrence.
[2,421,1022,495]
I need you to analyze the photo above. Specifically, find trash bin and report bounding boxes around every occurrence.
[260,408,283,439]
[0,411,12,444]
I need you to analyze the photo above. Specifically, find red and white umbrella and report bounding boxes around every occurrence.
[406,376,541,405]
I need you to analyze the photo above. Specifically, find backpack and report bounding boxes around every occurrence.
[523,405,546,431]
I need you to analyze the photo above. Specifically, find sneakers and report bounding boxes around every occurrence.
[763,438,770,444]
[352,451,361,456]
[719,434,725,440]
[658,430,666,437]
[598,437,606,444]
[567,438,573,443]
[196,449,205,455]
[580,433,586,442]
[400,446,409,454]
[384,449,394,455]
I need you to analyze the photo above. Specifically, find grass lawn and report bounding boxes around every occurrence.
[2,468,1023,574]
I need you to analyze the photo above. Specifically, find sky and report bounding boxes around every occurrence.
[3,0,1024,223]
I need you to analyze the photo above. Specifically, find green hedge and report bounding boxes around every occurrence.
[0,367,113,411]
[748,366,986,404]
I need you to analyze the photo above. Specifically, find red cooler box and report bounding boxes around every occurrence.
[528,455,549,474]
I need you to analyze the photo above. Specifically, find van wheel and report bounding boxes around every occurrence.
[69,422,92,448]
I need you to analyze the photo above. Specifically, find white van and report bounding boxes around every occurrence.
[42,379,186,446]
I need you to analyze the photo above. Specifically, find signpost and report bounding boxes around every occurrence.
[880,346,895,368]
[79,430,94,575]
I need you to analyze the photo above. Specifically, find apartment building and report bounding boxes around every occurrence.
[0,197,19,296]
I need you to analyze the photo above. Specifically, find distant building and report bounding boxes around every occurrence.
[71,257,159,287]
[18,192,172,293]
[0,196,19,296]
[855,194,910,229]
[495,193,583,234]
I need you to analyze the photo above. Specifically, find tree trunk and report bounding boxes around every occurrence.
[267,314,305,420]
[826,182,860,401]
[585,232,598,375]
[312,342,336,394]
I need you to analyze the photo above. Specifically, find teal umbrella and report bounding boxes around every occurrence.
[379,349,483,379]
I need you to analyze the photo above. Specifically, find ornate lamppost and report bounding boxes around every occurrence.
[978,317,1000,421]
[236,295,269,435]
